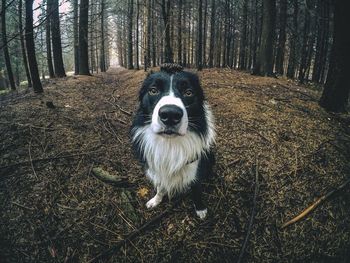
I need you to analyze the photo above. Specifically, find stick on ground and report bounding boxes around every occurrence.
[89,197,183,263]
[281,178,350,229]
[237,159,259,263]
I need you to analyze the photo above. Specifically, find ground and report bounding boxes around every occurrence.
[0,68,349,263]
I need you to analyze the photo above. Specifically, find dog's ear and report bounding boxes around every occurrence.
[146,69,154,78]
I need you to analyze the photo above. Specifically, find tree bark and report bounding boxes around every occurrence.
[1,0,16,90]
[161,0,173,63]
[50,0,66,77]
[177,0,182,64]
[46,0,55,78]
[275,0,287,75]
[100,0,106,72]
[319,0,350,112]
[239,0,248,70]
[127,0,134,69]
[78,0,90,75]
[25,0,43,93]
[73,0,79,74]
[287,0,298,79]
[253,0,276,76]
[135,0,139,70]
[18,0,32,87]
[196,0,203,70]
[208,0,215,68]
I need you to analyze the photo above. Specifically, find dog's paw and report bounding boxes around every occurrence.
[196,208,208,219]
[146,196,162,209]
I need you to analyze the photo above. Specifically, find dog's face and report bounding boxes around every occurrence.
[138,71,206,137]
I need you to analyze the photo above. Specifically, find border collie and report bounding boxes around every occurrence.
[131,64,215,219]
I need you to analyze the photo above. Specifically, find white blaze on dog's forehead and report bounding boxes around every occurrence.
[169,74,174,96]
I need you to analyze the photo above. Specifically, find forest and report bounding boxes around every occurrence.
[0,0,350,262]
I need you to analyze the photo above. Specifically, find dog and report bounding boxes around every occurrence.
[131,64,215,219]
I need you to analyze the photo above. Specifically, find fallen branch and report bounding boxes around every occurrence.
[115,103,132,116]
[0,150,101,171]
[89,198,183,263]
[281,177,350,229]
[237,159,259,263]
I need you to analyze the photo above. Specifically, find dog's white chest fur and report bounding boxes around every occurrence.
[133,126,204,195]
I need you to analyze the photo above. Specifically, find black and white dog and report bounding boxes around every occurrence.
[131,64,215,219]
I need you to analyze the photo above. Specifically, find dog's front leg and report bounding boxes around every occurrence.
[191,182,207,219]
[146,186,165,209]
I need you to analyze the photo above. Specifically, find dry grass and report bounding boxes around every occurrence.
[0,68,349,262]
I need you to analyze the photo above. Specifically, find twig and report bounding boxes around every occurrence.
[237,158,259,263]
[0,150,101,171]
[89,198,183,263]
[11,201,34,211]
[28,140,38,179]
[281,178,350,229]
[115,103,132,116]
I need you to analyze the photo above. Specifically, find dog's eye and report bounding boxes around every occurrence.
[148,87,159,96]
[184,89,193,97]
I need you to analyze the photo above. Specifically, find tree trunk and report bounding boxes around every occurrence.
[319,0,350,112]
[196,0,203,70]
[298,7,310,83]
[287,0,298,79]
[73,0,79,74]
[25,0,43,93]
[239,0,248,70]
[46,0,55,78]
[1,0,16,90]
[78,0,90,75]
[253,0,276,76]
[50,0,66,77]
[161,0,173,63]
[177,0,182,64]
[127,0,134,69]
[275,0,287,75]
[100,0,106,72]
[135,0,139,70]
[18,0,32,87]
[208,0,215,68]
[202,0,208,66]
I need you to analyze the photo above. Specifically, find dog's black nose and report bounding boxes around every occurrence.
[159,105,183,126]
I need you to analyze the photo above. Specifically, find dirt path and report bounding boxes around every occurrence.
[0,68,349,262]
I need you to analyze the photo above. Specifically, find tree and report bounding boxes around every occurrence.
[46,0,55,78]
[275,0,287,75]
[78,0,90,75]
[127,0,134,69]
[25,0,43,93]
[287,0,298,79]
[1,0,16,90]
[239,0,248,70]
[177,0,183,64]
[73,0,79,74]
[196,0,203,70]
[161,0,173,63]
[208,0,216,67]
[134,0,139,70]
[18,0,32,87]
[319,0,350,112]
[253,0,276,76]
[50,0,66,77]
[100,0,106,72]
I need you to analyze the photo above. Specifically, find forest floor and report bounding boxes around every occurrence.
[0,67,350,263]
